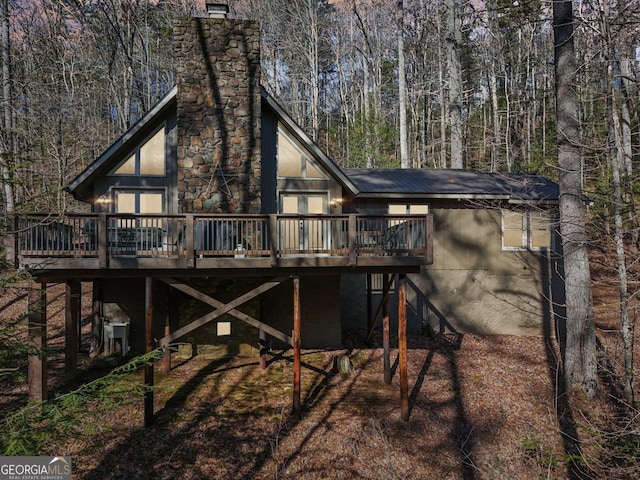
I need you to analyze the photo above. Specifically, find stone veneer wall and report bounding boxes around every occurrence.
[173,18,261,214]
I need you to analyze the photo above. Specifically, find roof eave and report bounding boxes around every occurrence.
[355,192,559,203]
[355,192,512,200]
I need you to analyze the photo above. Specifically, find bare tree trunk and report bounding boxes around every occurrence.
[618,58,637,244]
[609,92,634,405]
[603,1,634,405]
[436,12,447,168]
[397,0,408,168]
[553,0,598,399]
[446,0,463,169]
[1,0,15,266]
[490,59,500,172]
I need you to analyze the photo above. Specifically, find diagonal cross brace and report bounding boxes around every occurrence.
[158,277,292,346]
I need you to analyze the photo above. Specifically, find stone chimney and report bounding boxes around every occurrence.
[173,15,261,214]
[206,3,230,18]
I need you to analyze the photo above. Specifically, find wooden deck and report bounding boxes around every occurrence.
[17,213,433,275]
[22,213,432,420]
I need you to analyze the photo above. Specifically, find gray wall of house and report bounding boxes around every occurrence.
[174,17,261,214]
[340,205,564,337]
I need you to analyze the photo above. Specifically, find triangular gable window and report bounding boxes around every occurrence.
[277,128,327,179]
[111,127,166,176]
[114,154,136,175]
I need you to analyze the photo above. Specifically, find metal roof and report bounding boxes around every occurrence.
[343,168,559,202]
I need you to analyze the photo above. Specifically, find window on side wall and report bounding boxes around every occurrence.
[502,209,553,251]
[388,204,429,215]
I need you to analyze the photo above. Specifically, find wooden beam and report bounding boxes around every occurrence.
[144,277,154,427]
[398,273,409,421]
[259,299,267,370]
[292,276,301,414]
[90,281,102,359]
[366,274,372,332]
[160,284,172,373]
[382,273,391,385]
[269,214,278,266]
[98,214,108,269]
[185,214,195,268]
[259,328,267,370]
[348,214,357,266]
[65,280,81,380]
[28,281,47,402]
[366,274,396,344]
[157,277,291,345]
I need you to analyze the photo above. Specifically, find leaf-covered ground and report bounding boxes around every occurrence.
[1,256,638,479]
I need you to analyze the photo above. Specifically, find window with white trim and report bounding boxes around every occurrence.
[502,210,553,251]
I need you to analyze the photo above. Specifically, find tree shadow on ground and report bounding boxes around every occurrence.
[73,325,519,479]
[544,337,592,480]
[365,329,478,480]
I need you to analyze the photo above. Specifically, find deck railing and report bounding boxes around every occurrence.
[16,213,433,268]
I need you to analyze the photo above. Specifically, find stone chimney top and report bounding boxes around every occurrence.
[206,3,229,18]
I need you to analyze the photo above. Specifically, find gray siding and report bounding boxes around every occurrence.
[341,200,564,337]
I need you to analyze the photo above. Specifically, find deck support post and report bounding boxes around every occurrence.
[382,273,391,384]
[97,214,108,269]
[27,281,48,402]
[144,277,155,427]
[65,280,81,380]
[366,274,373,332]
[398,273,409,421]
[292,275,301,415]
[90,281,102,359]
[259,298,267,369]
[259,329,268,370]
[28,281,47,402]
[160,284,172,373]
[269,215,279,266]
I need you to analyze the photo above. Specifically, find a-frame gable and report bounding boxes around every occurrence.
[66,86,177,203]
[261,87,358,196]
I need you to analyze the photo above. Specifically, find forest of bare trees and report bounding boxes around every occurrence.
[1,0,636,202]
[0,0,634,200]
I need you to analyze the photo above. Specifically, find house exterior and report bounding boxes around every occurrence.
[340,168,562,338]
[18,11,561,408]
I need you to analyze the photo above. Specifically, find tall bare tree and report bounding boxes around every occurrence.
[445,0,463,169]
[553,0,597,399]
[0,0,15,265]
[397,0,408,168]
[599,0,635,405]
